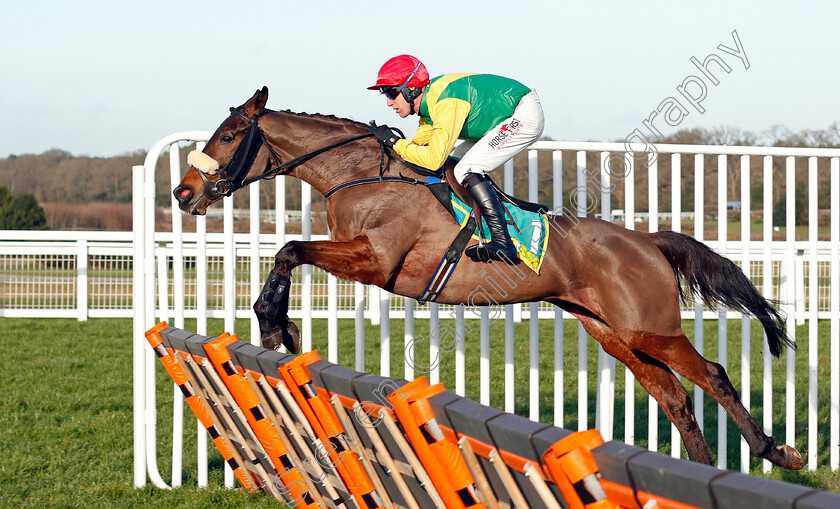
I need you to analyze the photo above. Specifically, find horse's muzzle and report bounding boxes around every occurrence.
[172,184,209,215]
[174,167,228,215]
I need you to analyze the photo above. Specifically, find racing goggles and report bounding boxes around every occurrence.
[379,86,402,100]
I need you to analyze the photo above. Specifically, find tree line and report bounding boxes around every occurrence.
[1,122,837,230]
[514,123,840,229]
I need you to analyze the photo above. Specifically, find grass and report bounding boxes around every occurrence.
[637,219,830,240]
[0,318,270,508]
[1,316,839,508]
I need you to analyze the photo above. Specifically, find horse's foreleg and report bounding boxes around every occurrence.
[635,333,804,470]
[254,271,298,352]
[254,237,384,353]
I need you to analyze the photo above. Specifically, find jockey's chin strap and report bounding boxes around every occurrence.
[402,87,421,115]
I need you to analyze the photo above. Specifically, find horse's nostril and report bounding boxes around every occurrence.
[174,186,192,203]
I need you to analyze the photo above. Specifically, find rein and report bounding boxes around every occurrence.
[211,108,432,200]
[323,175,424,199]
[210,108,376,197]
[240,132,374,187]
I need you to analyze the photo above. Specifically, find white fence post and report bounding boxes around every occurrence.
[740,154,751,472]
[761,155,774,474]
[528,150,540,423]
[831,156,840,472]
[596,151,616,442]
[552,151,564,427]
[132,165,146,488]
[76,239,88,321]
[576,151,588,432]
[785,156,797,454]
[625,155,637,446]
[808,157,819,471]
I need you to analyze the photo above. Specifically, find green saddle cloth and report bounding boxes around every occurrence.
[449,192,549,274]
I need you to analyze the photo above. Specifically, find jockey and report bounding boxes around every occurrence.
[368,54,545,263]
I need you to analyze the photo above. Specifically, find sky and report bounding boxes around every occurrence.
[1,0,838,158]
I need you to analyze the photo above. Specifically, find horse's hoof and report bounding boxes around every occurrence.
[283,321,301,354]
[779,445,804,470]
[261,329,285,352]
[261,321,301,355]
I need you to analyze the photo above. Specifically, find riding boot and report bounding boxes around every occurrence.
[462,173,519,263]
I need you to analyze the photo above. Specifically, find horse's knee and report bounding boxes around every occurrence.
[275,241,302,269]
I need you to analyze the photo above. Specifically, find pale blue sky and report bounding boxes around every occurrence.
[1,1,838,157]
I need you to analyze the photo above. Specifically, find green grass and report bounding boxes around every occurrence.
[643,219,830,240]
[2,316,839,508]
[0,318,272,508]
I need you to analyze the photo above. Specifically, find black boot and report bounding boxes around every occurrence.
[462,173,519,263]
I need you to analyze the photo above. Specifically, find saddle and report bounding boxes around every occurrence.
[395,157,551,302]
[403,156,550,218]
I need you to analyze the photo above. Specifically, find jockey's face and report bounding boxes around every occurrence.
[386,91,412,118]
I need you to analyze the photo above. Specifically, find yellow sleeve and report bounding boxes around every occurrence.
[411,118,434,145]
[393,97,470,170]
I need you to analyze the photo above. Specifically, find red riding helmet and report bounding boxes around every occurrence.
[367,54,430,90]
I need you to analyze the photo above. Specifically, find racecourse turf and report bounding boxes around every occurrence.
[1,317,838,508]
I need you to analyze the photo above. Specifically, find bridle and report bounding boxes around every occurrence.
[198,107,437,204]
[204,108,375,199]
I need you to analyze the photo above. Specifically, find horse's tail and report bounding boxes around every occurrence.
[647,230,794,357]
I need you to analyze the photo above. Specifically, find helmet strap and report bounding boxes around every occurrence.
[401,87,420,115]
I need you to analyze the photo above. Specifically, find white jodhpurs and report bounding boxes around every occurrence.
[451,90,545,184]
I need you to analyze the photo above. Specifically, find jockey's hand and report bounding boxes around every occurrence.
[370,122,398,148]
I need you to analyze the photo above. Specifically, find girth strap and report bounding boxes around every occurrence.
[418,215,477,303]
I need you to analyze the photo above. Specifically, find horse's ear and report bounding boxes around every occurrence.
[255,86,268,111]
[243,86,269,117]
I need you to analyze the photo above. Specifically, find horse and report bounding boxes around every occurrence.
[172,86,803,470]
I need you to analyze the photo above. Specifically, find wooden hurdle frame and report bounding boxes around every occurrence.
[144,323,840,509]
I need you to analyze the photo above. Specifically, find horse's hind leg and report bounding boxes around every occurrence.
[583,320,713,464]
[601,326,712,465]
[633,332,804,470]
[622,349,712,464]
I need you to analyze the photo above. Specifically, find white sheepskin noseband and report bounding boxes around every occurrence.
[187,150,220,175]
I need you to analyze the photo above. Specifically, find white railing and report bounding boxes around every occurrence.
[15,131,833,488]
[2,232,833,322]
[1,230,133,319]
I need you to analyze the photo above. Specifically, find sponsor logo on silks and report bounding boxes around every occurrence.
[488,118,522,150]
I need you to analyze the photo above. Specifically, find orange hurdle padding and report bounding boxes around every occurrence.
[387,377,486,509]
[279,351,383,509]
[144,322,256,491]
[541,429,621,509]
[203,333,317,508]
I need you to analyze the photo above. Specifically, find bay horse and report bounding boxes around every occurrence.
[172,87,803,470]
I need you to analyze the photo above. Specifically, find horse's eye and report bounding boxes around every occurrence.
[220,134,234,144]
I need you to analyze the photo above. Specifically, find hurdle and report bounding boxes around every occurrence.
[144,323,840,509]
